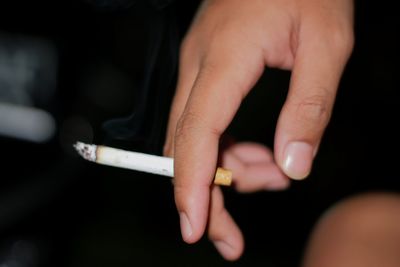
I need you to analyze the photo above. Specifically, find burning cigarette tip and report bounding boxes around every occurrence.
[73,141,96,161]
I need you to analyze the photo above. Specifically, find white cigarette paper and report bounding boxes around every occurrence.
[73,142,232,186]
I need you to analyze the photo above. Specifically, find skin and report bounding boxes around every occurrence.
[163,0,354,260]
[302,193,400,267]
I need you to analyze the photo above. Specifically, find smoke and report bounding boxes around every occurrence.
[101,2,179,154]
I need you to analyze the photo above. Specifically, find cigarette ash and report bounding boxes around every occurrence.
[73,142,97,161]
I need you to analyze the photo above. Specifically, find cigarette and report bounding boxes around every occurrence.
[73,142,232,186]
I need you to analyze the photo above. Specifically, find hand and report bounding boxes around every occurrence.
[164,0,354,260]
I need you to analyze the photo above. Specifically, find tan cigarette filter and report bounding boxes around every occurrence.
[214,167,232,186]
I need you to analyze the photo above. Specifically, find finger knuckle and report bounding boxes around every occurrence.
[175,111,201,141]
[295,94,331,128]
[329,27,355,58]
[308,19,355,60]
[175,110,220,143]
[175,111,205,149]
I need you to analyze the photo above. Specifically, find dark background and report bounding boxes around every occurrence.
[0,0,399,266]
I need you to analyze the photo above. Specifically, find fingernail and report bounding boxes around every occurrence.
[282,141,313,180]
[214,240,235,258]
[179,212,192,241]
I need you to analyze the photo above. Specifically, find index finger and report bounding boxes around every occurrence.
[174,55,263,243]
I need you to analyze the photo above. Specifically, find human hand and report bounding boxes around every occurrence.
[164,0,354,260]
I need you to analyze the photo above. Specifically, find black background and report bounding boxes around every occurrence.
[0,0,399,266]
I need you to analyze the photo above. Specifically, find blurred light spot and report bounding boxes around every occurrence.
[0,34,57,107]
[0,240,39,267]
[59,116,93,156]
[0,102,55,143]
